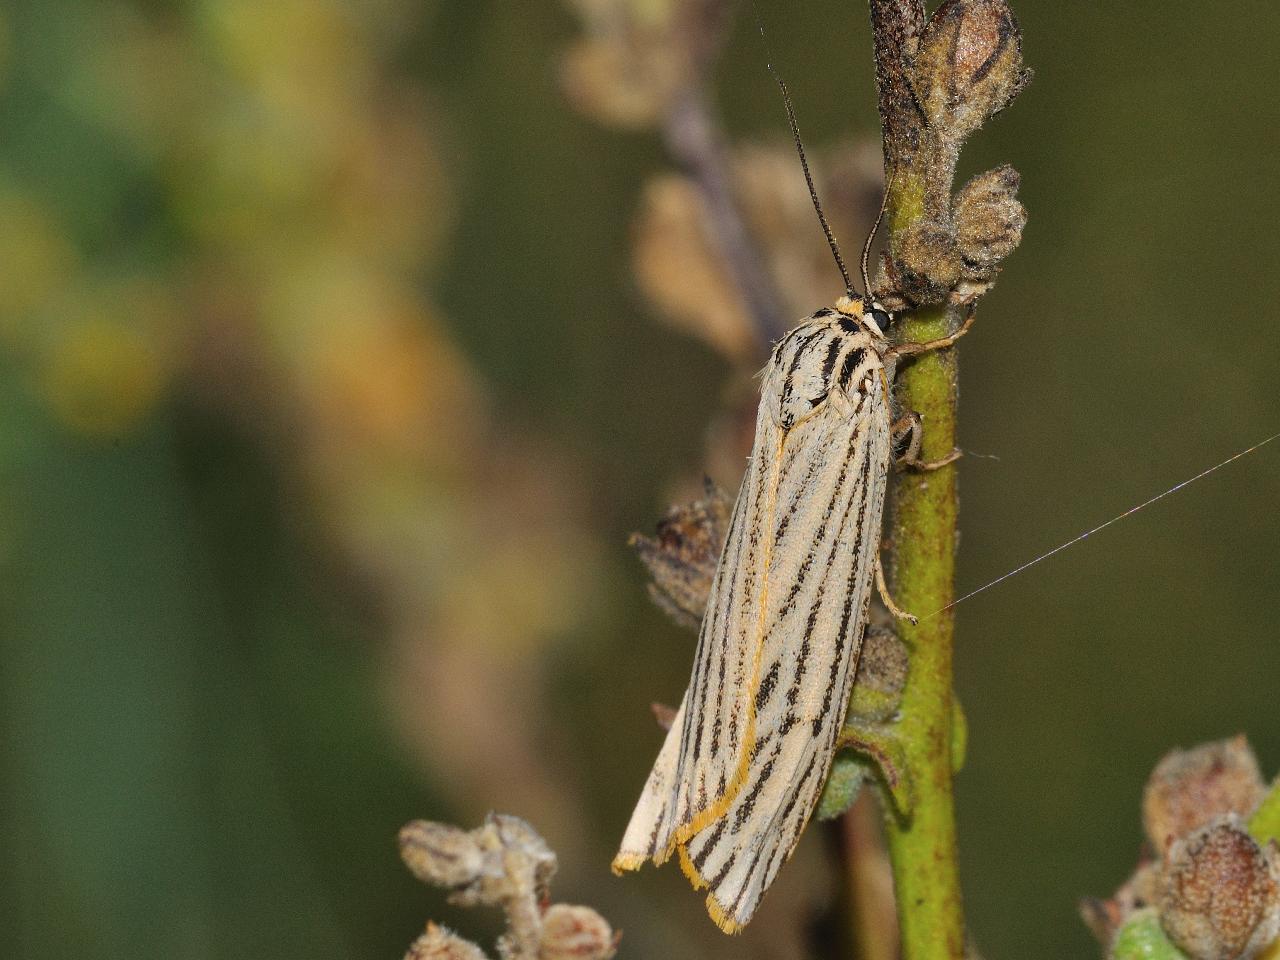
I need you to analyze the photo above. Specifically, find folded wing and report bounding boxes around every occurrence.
[615,315,889,932]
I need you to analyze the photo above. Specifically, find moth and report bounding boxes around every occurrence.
[612,75,974,932]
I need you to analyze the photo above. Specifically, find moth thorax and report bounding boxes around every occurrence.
[834,295,865,317]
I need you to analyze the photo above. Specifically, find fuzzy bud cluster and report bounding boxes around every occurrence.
[630,479,731,630]
[1143,737,1266,851]
[399,814,557,908]
[399,815,616,960]
[909,0,1030,141]
[1158,816,1280,960]
[400,821,488,890]
[870,0,1030,308]
[1082,737,1280,960]
[953,165,1026,282]
[406,924,490,960]
[537,904,619,960]
[891,220,964,306]
[885,159,1026,307]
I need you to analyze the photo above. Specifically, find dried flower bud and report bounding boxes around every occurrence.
[405,924,490,960]
[891,219,963,305]
[650,701,678,731]
[1158,816,1280,960]
[1079,896,1118,947]
[1143,736,1265,851]
[538,904,619,960]
[847,626,908,722]
[397,816,617,960]
[401,815,557,909]
[630,480,730,629]
[400,820,485,889]
[953,165,1026,279]
[1079,859,1160,946]
[911,0,1030,141]
[456,813,558,908]
[484,814,557,879]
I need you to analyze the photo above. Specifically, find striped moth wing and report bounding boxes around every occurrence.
[614,302,892,932]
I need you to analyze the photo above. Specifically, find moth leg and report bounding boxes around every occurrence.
[891,413,961,471]
[874,551,918,626]
[886,304,977,361]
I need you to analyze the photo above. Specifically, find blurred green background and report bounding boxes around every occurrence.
[2,1,1278,959]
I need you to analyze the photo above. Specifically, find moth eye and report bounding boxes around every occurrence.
[869,308,893,332]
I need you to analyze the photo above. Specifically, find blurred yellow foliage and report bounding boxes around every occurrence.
[0,191,78,330]
[306,296,478,464]
[198,0,371,123]
[58,6,199,156]
[3,0,600,902]
[41,312,170,439]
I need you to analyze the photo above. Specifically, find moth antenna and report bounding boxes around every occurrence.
[754,15,855,298]
[861,171,894,296]
[920,429,1280,620]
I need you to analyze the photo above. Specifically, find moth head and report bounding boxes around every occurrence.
[864,301,894,337]
[835,294,894,339]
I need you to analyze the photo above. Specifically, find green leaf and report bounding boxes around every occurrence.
[1109,909,1188,960]
[1249,775,1280,847]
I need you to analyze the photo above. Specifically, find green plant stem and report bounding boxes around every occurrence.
[880,180,965,960]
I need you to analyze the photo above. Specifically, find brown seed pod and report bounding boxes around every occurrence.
[1158,816,1280,960]
[1143,736,1265,851]
[538,904,619,960]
